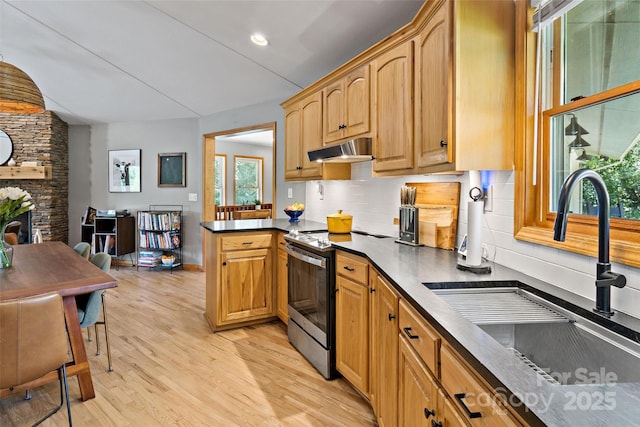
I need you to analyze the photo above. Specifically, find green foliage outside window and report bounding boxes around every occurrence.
[580,142,640,220]
[235,157,262,205]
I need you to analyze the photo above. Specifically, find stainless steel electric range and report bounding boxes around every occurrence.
[283,230,338,379]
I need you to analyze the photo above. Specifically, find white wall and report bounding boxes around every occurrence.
[303,163,640,319]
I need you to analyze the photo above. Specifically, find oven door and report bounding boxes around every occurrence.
[284,244,330,347]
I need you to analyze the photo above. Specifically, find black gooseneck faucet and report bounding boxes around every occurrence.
[553,168,626,317]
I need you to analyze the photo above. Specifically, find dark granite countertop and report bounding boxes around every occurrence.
[201,221,640,426]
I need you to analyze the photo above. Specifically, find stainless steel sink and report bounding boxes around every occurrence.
[432,287,640,385]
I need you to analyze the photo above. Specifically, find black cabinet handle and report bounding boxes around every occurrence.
[439,140,448,147]
[343,266,355,272]
[388,313,396,321]
[431,420,442,427]
[454,393,482,419]
[370,287,376,293]
[424,407,435,419]
[222,261,227,266]
[338,124,346,129]
[403,327,419,339]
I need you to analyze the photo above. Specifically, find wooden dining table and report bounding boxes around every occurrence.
[0,241,117,401]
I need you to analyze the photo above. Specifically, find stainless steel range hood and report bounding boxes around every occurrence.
[307,138,374,163]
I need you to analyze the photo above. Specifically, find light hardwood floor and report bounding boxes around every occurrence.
[0,267,376,426]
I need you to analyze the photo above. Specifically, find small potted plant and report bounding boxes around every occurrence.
[254,199,262,209]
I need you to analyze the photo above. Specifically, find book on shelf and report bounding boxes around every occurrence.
[139,230,180,249]
[138,211,181,231]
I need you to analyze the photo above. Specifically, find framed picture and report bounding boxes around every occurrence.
[109,149,141,193]
[82,206,97,225]
[158,152,186,187]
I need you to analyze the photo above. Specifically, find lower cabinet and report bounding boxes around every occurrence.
[276,232,288,324]
[335,251,370,397]
[398,335,443,426]
[371,270,400,427]
[396,296,522,427]
[204,231,276,331]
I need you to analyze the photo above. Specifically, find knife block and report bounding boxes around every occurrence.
[397,206,421,246]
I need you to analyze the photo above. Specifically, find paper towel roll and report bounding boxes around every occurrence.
[469,170,481,199]
[466,200,483,266]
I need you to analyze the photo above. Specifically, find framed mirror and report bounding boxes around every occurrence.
[0,129,13,166]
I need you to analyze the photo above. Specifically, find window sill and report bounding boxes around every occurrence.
[515,225,640,268]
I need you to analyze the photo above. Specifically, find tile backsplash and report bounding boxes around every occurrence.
[304,162,640,319]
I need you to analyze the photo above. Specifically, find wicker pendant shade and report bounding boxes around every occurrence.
[0,61,45,114]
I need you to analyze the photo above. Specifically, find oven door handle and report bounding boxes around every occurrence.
[284,244,326,269]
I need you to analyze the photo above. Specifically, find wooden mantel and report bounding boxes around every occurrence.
[0,166,52,179]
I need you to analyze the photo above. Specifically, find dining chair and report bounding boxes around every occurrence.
[72,242,91,259]
[0,292,73,426]
[76,252,113,371]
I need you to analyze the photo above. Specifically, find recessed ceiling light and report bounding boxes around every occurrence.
[250,33,269,46]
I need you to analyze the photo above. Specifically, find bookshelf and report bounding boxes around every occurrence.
[81,213,136,269]
[137,206,183,272]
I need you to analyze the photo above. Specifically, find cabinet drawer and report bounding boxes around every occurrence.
[398,299,441,377]
[336,252,368,284]
[221,233,273,251]
[276,232,287,251]
[440,344,520,427]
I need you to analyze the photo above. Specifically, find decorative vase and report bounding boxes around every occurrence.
[0,222,14,269]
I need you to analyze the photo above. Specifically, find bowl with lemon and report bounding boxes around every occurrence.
[284,202,305,222]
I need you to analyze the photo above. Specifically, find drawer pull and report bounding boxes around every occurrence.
[454,393,482,419]
[431,420,442,427]
[423,407,435,419]
[343,266,355,272]
[242,241,253,245]
[370,287,376,293]
[388,313,396,321]
[403,327,419,339]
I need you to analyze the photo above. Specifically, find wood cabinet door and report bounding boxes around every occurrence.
[284,105,302,179]
[219,248,273,324]
[373,274,400,427]
[323,79,345,143]
[300,92,324,178]
[276,248,288,324]
[415,2,451,169]
[344,65,370,138]
[335,275,369,396]
[398,336,438,427]
[439,389,471,427]
[372,41,414,172]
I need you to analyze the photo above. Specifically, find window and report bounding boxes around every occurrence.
[543,1,640,218]
[515,0,640,267]
[214,155,226,206]
[234,156,263,204]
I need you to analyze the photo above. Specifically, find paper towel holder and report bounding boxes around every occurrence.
[456,234,492,274]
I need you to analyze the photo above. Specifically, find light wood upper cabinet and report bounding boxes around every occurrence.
[284,92,324,180]
[372,40,414,173]
[324,65,371,144]
[414,0,515,173]
[415,2,450,168]
[283,92,350,181]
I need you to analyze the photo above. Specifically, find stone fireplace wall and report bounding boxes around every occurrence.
[0,111,69,243]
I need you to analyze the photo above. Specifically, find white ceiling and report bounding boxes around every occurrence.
[1,0,423,126]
